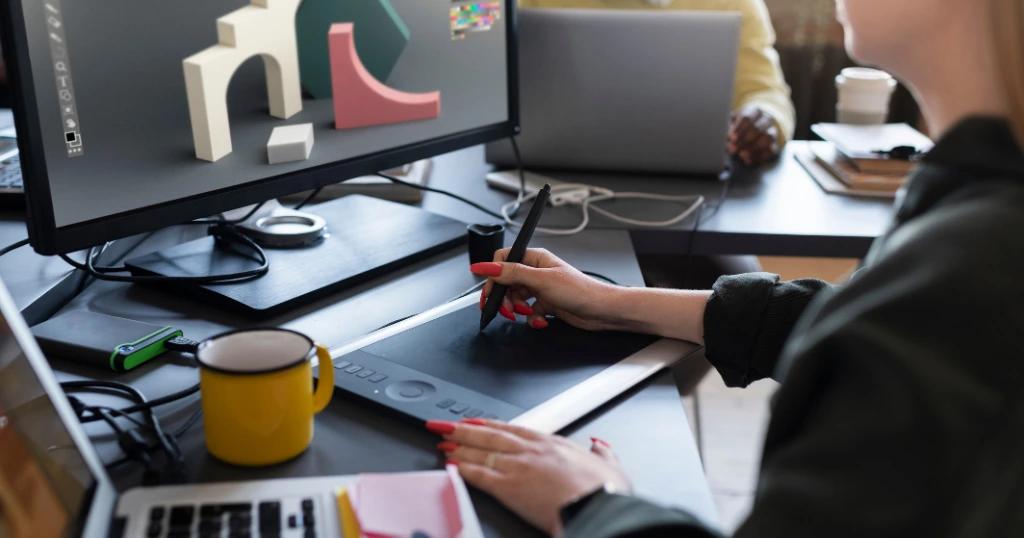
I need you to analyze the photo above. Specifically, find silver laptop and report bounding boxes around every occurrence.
[0,277,482,538]
[487,8,741,174]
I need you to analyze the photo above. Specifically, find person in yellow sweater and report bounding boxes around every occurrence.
[519,0,795,166]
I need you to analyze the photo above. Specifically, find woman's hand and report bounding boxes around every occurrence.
[470,248,625,331]
[427,419,632,536]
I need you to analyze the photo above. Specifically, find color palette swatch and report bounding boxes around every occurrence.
[449,2,501,40]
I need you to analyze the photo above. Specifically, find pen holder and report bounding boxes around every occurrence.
[467,224,504,264]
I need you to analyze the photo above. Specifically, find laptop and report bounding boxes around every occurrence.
[0,277,483,538]
[0,108,23,206]
[486,8,741,175]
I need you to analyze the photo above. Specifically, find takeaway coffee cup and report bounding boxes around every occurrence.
[835,67,897,125]
[195,328,334,466]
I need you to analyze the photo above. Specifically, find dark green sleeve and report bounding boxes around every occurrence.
[562,492,721,538]
[703,272,834,388]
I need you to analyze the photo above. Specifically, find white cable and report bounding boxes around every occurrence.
[500,183,705,236]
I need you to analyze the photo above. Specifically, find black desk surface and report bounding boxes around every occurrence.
[0,221,719,535]
[422,141,895,259]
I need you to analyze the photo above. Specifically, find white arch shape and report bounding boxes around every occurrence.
[183,0,303,162]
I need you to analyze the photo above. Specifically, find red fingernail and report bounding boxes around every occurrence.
[530,317,549,329]
[446,460,460,466]
[479,293,486,310]
[461,418,488,426]
[425,420,456,435]
[513,303,534,316]
[437,441,459,452]
[590,437,611,448]
[499,306,516,321]
[470,262,503,277]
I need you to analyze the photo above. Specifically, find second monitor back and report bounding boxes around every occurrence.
[488,8,741,175]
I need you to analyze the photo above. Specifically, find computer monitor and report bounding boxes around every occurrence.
[0,0,518,255]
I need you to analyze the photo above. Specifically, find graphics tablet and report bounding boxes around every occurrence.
[324,294,698,433]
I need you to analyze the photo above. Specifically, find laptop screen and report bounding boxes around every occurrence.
[0,315,96,538]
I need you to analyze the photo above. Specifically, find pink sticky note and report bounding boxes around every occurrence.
[352,466,463,538]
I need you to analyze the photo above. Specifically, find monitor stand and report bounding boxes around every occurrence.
[124,195,468,316]
[234,200,330,249]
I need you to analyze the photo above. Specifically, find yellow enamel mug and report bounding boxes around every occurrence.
[195,329,334,466]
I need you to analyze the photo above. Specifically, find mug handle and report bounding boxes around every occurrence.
[312,343,335,414]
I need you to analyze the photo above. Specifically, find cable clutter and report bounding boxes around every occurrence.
[61,378,200,485]
[499,183,705,236]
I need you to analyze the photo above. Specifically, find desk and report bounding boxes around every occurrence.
[0,223,718,536]
[0,139,891,536]
[421,141,895,258]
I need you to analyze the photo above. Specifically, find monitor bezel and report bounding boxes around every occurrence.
[1,0,520,255]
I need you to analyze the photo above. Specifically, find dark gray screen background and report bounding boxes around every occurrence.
[21,0,508,226]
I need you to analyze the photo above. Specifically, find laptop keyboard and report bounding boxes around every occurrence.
[145,496,320,538]
[0,155,22,190]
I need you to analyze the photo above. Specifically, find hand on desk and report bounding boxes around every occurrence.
[727,104,781,166]
[469,248,713,344]
[429,418,632,536]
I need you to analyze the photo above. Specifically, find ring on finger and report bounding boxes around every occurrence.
[484,452,500,470]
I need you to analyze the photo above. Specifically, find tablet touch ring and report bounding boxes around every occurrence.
[384,380,436,401]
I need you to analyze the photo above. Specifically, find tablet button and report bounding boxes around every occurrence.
[436,398,456,409]
[333,360,351,370]
[384,381,435,401]
[464,408,484,418]
[449,403,469,414]
[368,373,387,383]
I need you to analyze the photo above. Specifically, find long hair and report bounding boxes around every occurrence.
[992,0,1024,146]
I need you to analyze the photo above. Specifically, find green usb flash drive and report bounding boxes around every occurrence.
[109,326,184,372]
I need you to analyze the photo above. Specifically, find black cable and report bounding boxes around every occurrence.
[293,187,324,210]
[93,405,151,430]
[59,225,269,284]
[0,237,29,257]
[173,408,203,438]
[63,380,187,482]
[508,136,527,219]
[191,201,268,226]
[682,168,733,287]
[377,172,504,219]
[103,407,203,470]
[61,380,200,422]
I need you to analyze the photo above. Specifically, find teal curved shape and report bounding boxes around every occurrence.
[296,0,411,99]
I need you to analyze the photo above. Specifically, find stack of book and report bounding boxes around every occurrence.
[796,123,933,198]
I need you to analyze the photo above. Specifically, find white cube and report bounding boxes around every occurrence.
[266,123,314,164]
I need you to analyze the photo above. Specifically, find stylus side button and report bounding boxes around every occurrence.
[384,381,436,401]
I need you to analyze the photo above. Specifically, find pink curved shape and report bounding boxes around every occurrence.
[329,23,440,129]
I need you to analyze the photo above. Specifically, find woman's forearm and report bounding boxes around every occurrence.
[604,286,712,344]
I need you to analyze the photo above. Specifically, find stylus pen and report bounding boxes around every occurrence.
[480,184,552,332]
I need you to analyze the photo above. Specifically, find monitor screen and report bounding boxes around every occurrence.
[0,315,96,538]
[2,0,515,253]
